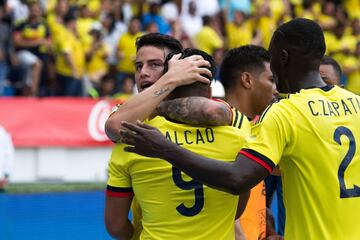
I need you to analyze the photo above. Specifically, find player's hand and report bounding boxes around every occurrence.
[119,120,175,159]
[165,53,211,87]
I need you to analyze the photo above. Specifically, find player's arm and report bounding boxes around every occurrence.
[156,97,233,126]
[235,191,250,219]
[105,54,212,142]
[119,121,271,195]
[120,104,288,195]
[105,188,134,240]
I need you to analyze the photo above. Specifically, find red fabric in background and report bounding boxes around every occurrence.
[0,98,119,147]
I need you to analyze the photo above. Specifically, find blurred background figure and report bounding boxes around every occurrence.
[142,0,170,34]
[343,41,360,95]
[0,124,14,192]
[320,55,342,86]
[0,0,15,96]
[180,1,202,38]
[113,75,135,102]
[101,12,126,74]
[88,73,115,99]
[116,16,142,93]
[194,15,223,56]
[84,21,110,95]
[54,12,85,96]
[13,0,50,96]
[7,0,28,24]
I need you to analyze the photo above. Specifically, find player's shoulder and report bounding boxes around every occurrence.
[230,107,249,130]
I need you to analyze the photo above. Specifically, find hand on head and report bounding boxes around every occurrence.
[165,53,212,87]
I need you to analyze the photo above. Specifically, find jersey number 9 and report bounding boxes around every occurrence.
[172,167,204,216]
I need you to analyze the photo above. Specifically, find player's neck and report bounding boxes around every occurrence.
[290,71,327,92]
[225,91,254,119]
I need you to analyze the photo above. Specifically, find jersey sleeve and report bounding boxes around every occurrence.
[106,144,134,197]
[240,103,294,173]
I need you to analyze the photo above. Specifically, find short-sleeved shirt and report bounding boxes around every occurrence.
[194,26,223,56]
[241,85,360,239]
[54,29,85,77]
[13,20,50,56]
[107,110,248,240]
[116,32,143,74]
[225,21,253,49]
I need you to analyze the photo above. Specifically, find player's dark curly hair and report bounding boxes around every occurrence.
[164,48,216,82]
[273,18,326,60]
[220,45,270,90]
[164,48,215,98]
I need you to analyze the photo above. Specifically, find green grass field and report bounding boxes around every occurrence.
[5,182,106,193]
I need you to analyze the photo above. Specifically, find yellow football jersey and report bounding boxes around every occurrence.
[108,110,248,240]
[242,85,360,239]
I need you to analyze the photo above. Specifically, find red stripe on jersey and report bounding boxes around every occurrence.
[106,189,134,198]
[240,150,273,173]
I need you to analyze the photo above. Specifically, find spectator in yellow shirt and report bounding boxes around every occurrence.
[343,42,360,95]
[86,22,110,88]
[116,16,142,92]
[194,15,223,56]
[225,10,253,49]
[54,13,85,96]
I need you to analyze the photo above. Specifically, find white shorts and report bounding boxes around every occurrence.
[17,50,39,67]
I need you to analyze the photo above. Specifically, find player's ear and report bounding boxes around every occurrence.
[240,72,252,89]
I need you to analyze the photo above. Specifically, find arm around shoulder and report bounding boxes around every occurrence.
[157,97,232,126]
[105,76,177,142]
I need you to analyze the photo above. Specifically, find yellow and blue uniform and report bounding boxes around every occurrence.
[241,85,360,239]
[107,108,248,240]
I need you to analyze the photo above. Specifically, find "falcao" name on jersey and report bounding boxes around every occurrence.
[165,128,215,145]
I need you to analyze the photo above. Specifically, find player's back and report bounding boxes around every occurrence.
[121,116,247,240]
[270,85,360,239]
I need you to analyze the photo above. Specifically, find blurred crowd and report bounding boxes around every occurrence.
[0,0,358,98]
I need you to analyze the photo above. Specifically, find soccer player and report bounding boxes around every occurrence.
[105,33,226,142]
[105,48,250,239]
[220,45,281,240]
[119,18,360,239]
[320,55,342,86]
